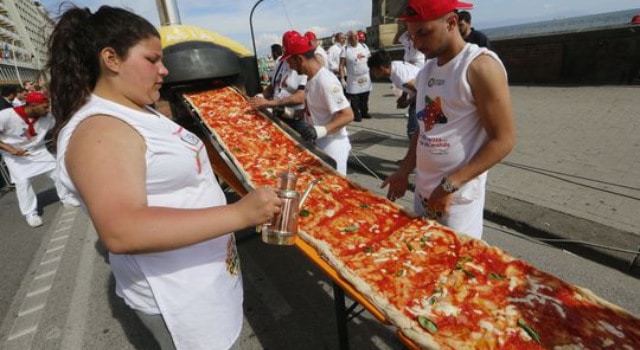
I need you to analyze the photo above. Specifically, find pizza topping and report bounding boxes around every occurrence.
[598,320,625,338]
[299,209,311,217]
[418,316,438,334]
[341,225,358,233]
[403,261,424,273]
[489,272,506,280]
[518,318,542,343]
[509,276,566,319]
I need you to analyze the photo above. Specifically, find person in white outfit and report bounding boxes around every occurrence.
[368,49,420,139]
[383,0,515,239]
[281,30,354,175]
[0,91,80,227]
[305,31,329,69]
[48,6,283,350]
[249,31,309,137]
[12,87,27,107]
[393,22,426,68]
[327,32,346,76]
[339,30,372,122]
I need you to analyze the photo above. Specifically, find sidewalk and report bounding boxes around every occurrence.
[346,83,640,276]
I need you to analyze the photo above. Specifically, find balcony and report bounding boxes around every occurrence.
[0,13,14,28]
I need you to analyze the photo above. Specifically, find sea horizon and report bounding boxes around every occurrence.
[482,8,640,40]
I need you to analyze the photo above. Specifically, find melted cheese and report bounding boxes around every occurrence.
[508,276,567,319]
[598,320,625,338]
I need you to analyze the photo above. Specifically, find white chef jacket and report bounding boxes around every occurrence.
[0,108,56,183]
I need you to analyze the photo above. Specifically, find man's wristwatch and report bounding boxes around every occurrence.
[440,176,459,193]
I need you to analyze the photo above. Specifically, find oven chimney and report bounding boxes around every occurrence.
[156,0,182,26]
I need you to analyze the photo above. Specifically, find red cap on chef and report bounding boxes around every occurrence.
[25,91,48,106]
[304,31,317,41]
[399,0,473,23]
[281,31,314,60]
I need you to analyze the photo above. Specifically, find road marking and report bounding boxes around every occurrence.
[3,206,79,350]
[40,256,61,265]
[7,326,37,341]
[33,270,56,280]
[45,245,65,254]
[17,304,45,317]
[25,286,51,298]
[50,235,69,242]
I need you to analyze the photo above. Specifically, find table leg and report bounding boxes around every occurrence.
[333,281,350,350]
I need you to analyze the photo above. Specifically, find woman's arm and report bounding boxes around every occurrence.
[66,115,281,254]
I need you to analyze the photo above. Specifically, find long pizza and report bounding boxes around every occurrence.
[183,86,640,349]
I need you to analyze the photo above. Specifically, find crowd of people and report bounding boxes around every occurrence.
[253,0,509,243]
[0,0,511,348]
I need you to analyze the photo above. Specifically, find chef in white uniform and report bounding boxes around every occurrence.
[0,91,79,227]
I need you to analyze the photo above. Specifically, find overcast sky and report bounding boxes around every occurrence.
[40,0,640,56]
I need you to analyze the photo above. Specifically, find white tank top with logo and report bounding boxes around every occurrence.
[56,94,242,350]
[414,44,506,202]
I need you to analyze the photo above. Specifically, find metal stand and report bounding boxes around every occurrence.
[0,157,13,190]
[332,282,368,350]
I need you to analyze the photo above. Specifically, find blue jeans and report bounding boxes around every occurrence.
[407,102,417,139]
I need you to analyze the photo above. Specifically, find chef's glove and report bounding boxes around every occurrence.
[298,122,318,142]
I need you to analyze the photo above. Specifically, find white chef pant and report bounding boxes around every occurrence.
[16,170,72,217]
[414,190,485,240]
[316,136,351,176]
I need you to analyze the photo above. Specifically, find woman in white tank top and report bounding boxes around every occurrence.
[47,6,283,350]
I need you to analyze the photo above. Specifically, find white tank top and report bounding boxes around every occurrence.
[414,44,506,202]
[56,94,243,349]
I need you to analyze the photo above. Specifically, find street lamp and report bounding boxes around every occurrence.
[10,38,23,86]
[249,0,265,59]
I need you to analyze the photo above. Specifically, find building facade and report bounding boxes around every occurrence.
[0,0,54,86]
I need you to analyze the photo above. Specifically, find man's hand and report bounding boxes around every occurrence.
[299,123,318,142]
[381,168,410,202]
[248,95,269,110]
[11,147,29,156]
[340,78,347,89]
[425,185,454,219]
[396,96,410,109]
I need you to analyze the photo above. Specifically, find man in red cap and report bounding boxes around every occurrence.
[249,31,308,130]
[0,91,79,227]
[304,31,329,69]
[282,30,354,175]
[382,0,515,239]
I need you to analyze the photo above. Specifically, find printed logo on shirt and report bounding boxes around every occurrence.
[330,84,345,104]
[417,95,447,131]
[428,78,445,87]
[226,234,241,276]
[173,126,205,174]
[20,127,35,140]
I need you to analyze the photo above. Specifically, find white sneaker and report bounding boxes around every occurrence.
[26,213,43,227]
[61,197,80,207]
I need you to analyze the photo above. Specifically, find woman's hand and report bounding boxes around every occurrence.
[235,187,283,226]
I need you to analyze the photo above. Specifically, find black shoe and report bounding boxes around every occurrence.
[354,118,362,122]
[362,114,372,119]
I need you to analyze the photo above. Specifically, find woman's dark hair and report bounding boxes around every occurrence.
[47,5,160,140]
[367,49,392,70]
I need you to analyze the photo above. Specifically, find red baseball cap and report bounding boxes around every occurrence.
[25,91,48,105]
[304,31,317,41]
[281,31,314,60]
[399,0,474,23]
